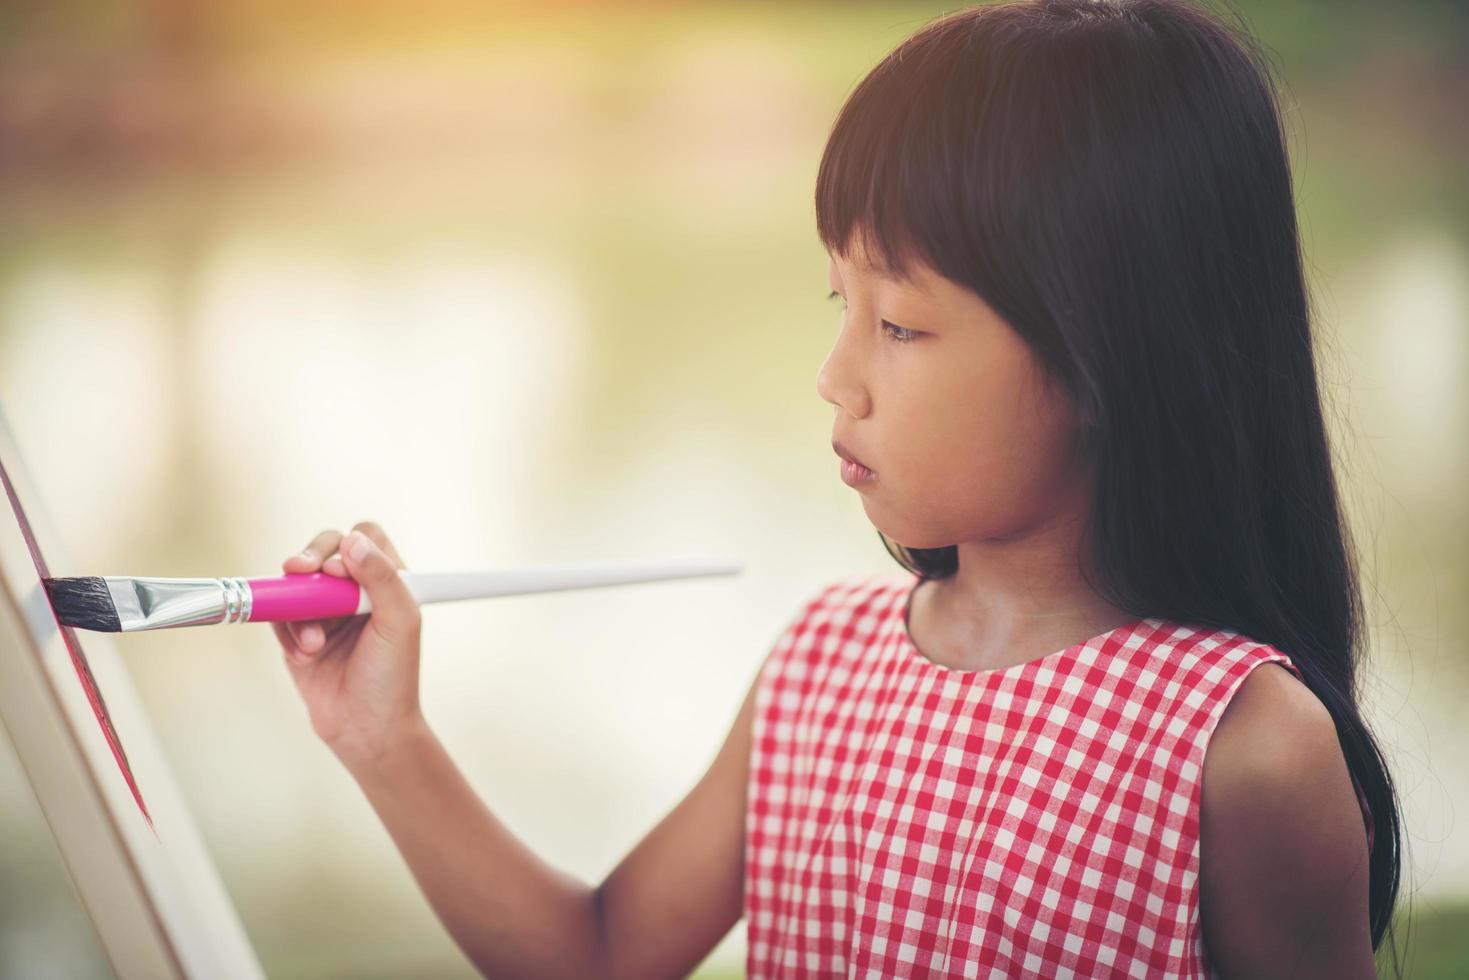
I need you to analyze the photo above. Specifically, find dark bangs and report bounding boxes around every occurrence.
[814,0,1107,396]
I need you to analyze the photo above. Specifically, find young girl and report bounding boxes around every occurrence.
[273,0,1402,976]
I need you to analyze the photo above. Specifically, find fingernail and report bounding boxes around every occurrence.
[347,533,370,561]
[303,625,323,646]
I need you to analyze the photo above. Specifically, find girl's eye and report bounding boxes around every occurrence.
[882,321,918,343]
[828,290,918,344]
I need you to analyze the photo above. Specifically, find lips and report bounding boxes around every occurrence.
[832,438,874,472]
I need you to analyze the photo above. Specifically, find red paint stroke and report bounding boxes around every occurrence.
[0,455,152,828]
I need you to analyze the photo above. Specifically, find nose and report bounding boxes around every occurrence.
[816,326,870,419]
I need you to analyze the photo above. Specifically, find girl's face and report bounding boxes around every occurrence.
[819,241,1092,551]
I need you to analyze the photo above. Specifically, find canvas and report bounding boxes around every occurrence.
[0,401,263,979]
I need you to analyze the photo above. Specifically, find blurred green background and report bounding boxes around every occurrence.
[1,0,1465,976]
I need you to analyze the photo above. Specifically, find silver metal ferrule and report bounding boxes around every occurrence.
[104,576,253,632]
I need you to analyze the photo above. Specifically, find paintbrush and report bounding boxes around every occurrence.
[42,557,743,633]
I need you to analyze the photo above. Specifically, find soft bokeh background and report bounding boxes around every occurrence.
[1,1,1466,976]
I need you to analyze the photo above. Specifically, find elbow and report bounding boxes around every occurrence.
[585,883,617,980]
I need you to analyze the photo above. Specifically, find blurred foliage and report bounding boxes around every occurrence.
[1378,900,1469,979]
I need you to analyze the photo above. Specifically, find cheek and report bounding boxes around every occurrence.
[895,368,1081,532]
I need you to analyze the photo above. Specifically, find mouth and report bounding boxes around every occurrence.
[832,438,873,471]
[832,438,877,486]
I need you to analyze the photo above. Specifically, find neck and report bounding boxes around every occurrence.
[933,511,1129,655]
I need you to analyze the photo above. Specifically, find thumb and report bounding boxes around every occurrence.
[340,531,420,644]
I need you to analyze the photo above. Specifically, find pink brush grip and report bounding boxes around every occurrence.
[246,573,363,622]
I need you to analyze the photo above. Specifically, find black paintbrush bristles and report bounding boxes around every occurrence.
[43,577,122,632]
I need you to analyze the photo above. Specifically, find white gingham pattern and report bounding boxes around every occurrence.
[744,572,1312,979]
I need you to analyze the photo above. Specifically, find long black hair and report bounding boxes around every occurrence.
[814,0,1404,968]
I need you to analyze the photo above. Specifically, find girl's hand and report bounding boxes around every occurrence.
[273,522,424,769]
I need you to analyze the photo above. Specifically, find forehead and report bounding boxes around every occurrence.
[828,244,938,295]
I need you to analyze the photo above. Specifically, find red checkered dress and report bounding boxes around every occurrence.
[743,572,1345,978]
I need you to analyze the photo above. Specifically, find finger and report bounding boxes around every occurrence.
[279,618,326,656]
[315,615,369,661]
[273,621,314,666]
[283,530,344,573]
[351,520,407,569]
[339,530,419,644]
[305,613,357,647]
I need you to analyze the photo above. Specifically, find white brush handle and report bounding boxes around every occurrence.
[356,557,744,614]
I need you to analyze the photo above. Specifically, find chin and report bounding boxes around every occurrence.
[890,535,958,552]
[863,504,955,552]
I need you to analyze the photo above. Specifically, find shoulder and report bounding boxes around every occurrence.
[772,574,861,638]
[792,572,905,635]
[1199,660,1376,977]
[761,573,897,669]
[1204,660,1339,788]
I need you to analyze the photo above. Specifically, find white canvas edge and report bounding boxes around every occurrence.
[0,403,264,980]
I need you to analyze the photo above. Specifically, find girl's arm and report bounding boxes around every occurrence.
[347,672,757,980]
[1199,664,1377,979]
[275,523,752,980]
